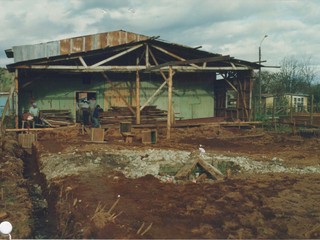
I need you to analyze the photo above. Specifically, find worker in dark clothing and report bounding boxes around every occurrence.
[92,105,102,128]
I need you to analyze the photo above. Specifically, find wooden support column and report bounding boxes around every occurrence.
[237,79,249,120]
[136,58,141,124]
[14,69,19,129]
[167,66,173,140]
[249,71,254,121]
[145,44,150,67]
[140,47,172,111]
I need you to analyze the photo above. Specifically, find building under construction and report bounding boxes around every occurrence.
[4,30,260,136]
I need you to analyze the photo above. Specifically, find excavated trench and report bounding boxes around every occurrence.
[22,149,58,238]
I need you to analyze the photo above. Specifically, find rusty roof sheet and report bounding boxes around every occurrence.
[7,30,150,63]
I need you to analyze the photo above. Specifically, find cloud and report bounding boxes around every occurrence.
[0,0,320,73]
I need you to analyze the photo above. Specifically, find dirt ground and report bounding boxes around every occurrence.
[1,124,320,239]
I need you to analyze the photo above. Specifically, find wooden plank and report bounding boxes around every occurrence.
[136,59,141,124]
[198,158,224,180]
[141,129,157,144]
[146,55,231,71]
[90,44,143,68]
[122,132,135,143]
[175,159,199,179]
[237,79,249,119]
[140,81,167,111]
[196,173,208,182]
[18,133,37,148]
[167,66,173,140]
[6,128,55,132]
[91,128,105,142]
[150,45,200,69]
[148,47,169,84]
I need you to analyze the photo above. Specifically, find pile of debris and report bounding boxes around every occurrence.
[99,106,169,126]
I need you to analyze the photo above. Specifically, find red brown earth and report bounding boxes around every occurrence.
[1,124,320,239]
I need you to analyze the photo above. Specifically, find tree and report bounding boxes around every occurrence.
[310,84,320,112]
[255,56,319,115]
[273,56,315,95]
[260,71,278,94]
[0,68,14,91]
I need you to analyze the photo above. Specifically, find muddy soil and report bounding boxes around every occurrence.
[33,125,320,239]
[51,172,320,239]
[0,133,32,238]
[2,125,320,239]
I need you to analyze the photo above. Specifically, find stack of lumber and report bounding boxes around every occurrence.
[40,110,73,127]
[99,106,169,125]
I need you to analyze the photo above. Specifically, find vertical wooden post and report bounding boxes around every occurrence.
[249,72,254,121]
[167,66,173,140]
[310,94,314,125]
[14,69,19,129]
[145,44,150,67]
[290,95,293,123]
[136,58,141,124]
[236,84,239,120]
[272,96,276,131]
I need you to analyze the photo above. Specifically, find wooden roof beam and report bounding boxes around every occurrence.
[89,44,143,68]
[151,44,201,69]
[15,65,252,72]
[146,55,231,71]
[79,56,88,67]
[148,46,169,84]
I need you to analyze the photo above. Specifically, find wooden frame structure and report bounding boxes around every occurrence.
[5,30,259,139]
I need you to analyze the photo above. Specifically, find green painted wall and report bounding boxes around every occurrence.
[19,73,215,121]
[19,74,106,120]
[139,76,214,120]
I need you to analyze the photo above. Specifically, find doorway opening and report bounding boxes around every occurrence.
[75,91,97,123]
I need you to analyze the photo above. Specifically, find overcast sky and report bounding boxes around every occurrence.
[1,0,320,75]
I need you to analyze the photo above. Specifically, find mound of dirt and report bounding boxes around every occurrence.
[0,134,32,238]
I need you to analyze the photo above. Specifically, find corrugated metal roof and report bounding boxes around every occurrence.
[9,30,149,63]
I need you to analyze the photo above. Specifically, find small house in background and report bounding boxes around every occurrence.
[287,93,309,112]
[4,30,260,134]
[262,93,309,113]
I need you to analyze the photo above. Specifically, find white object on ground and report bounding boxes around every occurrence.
[0,221,12,239]
[199,144,206,156]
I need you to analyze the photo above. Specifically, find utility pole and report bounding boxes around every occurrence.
[258,34,268,115]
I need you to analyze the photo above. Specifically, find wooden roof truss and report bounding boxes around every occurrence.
[8,39,259,138]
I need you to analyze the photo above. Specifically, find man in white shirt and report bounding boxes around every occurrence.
[29,102,39,124]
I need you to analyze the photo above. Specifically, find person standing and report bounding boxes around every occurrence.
[29,102,39,124]
[92,105,102,128]
[80,99,90,126]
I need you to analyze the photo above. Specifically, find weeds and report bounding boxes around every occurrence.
[137,222,153,236]
[90,197,123,229]
[56,186,83,239]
